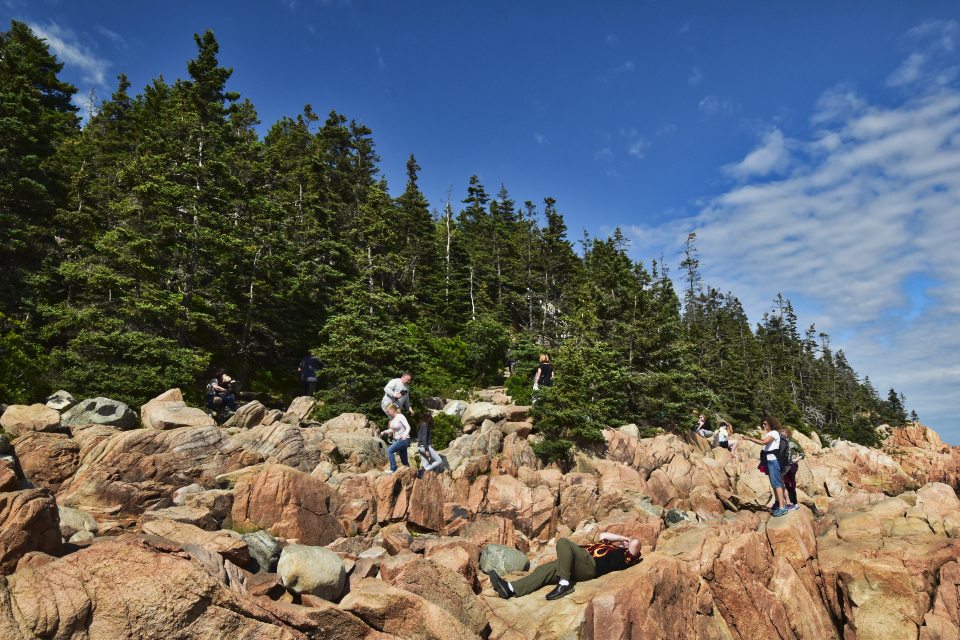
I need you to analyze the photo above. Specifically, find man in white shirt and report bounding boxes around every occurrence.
[382,373,413,415]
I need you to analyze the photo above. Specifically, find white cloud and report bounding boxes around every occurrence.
[723,128,790,178]
[94,25,126,48]
[27,21,110,87]
[626,40,960,441]
[605,34,619,47]
[627,138,649,159]
[656,123,678,136]
[688,66,703,87]
[698,95,739,119]
[594,147,614,162]
[375,46,385,70]
[533,132,546,145]
[888,19,960,88]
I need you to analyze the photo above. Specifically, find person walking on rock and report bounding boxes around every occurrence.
[415,413,443,478]
[487,532,641,601]
[744,416,794,517]
[297,352,322,396]
[382,372,413,416]
[532,354,553,392]
[380,403,412,474]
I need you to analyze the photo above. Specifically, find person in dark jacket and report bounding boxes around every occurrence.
[415,414,443,478]
[487,532,641,601]
[298,352,322,396]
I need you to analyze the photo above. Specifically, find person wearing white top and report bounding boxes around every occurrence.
[715,423,730,450]
[382,373,413,415]
[380,403,412,473]
[744,416,791,517]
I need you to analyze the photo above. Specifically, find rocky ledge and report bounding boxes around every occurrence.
[0,389,958,639]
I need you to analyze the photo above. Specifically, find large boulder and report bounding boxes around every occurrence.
[283,396,317,423]
[14,432,79,491]
[62,397,137,430]
[243,530,282,573]
[0,404,61,437]
[460,402,507,426]
[45,390,77,412]
[442,400,467,418]
[140,518,249,565]
[341,578,482,640]
[231,463,344,546]
[277,544,347,601]
[58,505,99,540]
[232,422,321,472]
[0,537,307,639]
[140,388,216,430]
[380,556,490,636]
[478,543,529,575]
[223,401,267,430]
[0,489,62,574]
[320,412,376,433]
[58,425,257,515]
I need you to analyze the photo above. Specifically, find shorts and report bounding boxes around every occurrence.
[765,457,784,489]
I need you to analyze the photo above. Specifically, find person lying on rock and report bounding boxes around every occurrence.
[487,532,641,601]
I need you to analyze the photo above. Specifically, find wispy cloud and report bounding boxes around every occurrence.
[594,147,614,162]
[688,66,703,87]
[656,123,678,136]
[94,25,126,48]
[27,21,110,87]
[698,94,740,119]
[723,128,790,179]
[375,46,385,70]
[887,19,959,88]
[533,132,547,145]
[605,34,619,47]
[678,21,692,35]
[627,138,649,159]
[626,22,960,440]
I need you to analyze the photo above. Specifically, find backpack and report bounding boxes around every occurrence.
[777,435,791,467]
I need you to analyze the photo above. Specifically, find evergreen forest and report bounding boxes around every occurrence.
[0,23,915,458]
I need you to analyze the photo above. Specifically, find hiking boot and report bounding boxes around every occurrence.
[546,582,575,600]
[486,570,513,599]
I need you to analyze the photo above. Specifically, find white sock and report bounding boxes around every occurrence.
[558,579,570,587]
[507,582,515,593]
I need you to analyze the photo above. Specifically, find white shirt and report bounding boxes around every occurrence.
[717,426,729,442]
[386,414,411,441]
[763,430,780,461]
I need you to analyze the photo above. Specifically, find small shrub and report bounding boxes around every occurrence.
[431,412,461,450]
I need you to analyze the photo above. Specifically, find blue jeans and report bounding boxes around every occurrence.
[766,457,784,489]
[387,438,410,471]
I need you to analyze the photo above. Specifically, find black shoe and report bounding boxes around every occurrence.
[416,469,424,479]
[545,582,574,601]
[486,570,513,599]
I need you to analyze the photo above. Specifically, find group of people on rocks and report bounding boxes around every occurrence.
[694,412,805,517]
[205,370,237,413]
[378,373,443,479]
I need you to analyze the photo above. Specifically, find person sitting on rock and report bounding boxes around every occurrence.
[219,374,238,411]
[693,413,713,439]
[487,532,641,601]
[380,403,412,474]
[714,421,731,450]
[415,413,443,479]
[205,376,226,410]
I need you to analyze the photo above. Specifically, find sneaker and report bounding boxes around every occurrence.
[416,469,424,479]
[545,582,575,600]
[486,570,513,599]
[385,469,396,475]
[787,504,800,511]
[772,507,788,517]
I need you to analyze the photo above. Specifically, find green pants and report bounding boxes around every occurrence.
[510,538,596,597]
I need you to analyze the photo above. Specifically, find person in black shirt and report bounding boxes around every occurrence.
[487,532,641,601]
[298,352,322,396]
[533,353,553,391]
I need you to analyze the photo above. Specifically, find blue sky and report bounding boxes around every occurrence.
[7,1,960,442]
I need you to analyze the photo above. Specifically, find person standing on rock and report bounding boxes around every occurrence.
[380,403,412,474]
[532,354,553,393]
[487,532,641,601]
[415,413,443,478]
[780,426,805,508]
[744,416,794,517]
[297,352,322,396]
[382,373,413,416]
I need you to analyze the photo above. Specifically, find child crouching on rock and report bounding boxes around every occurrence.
[486,532,641,601]
[416,414,443,479]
